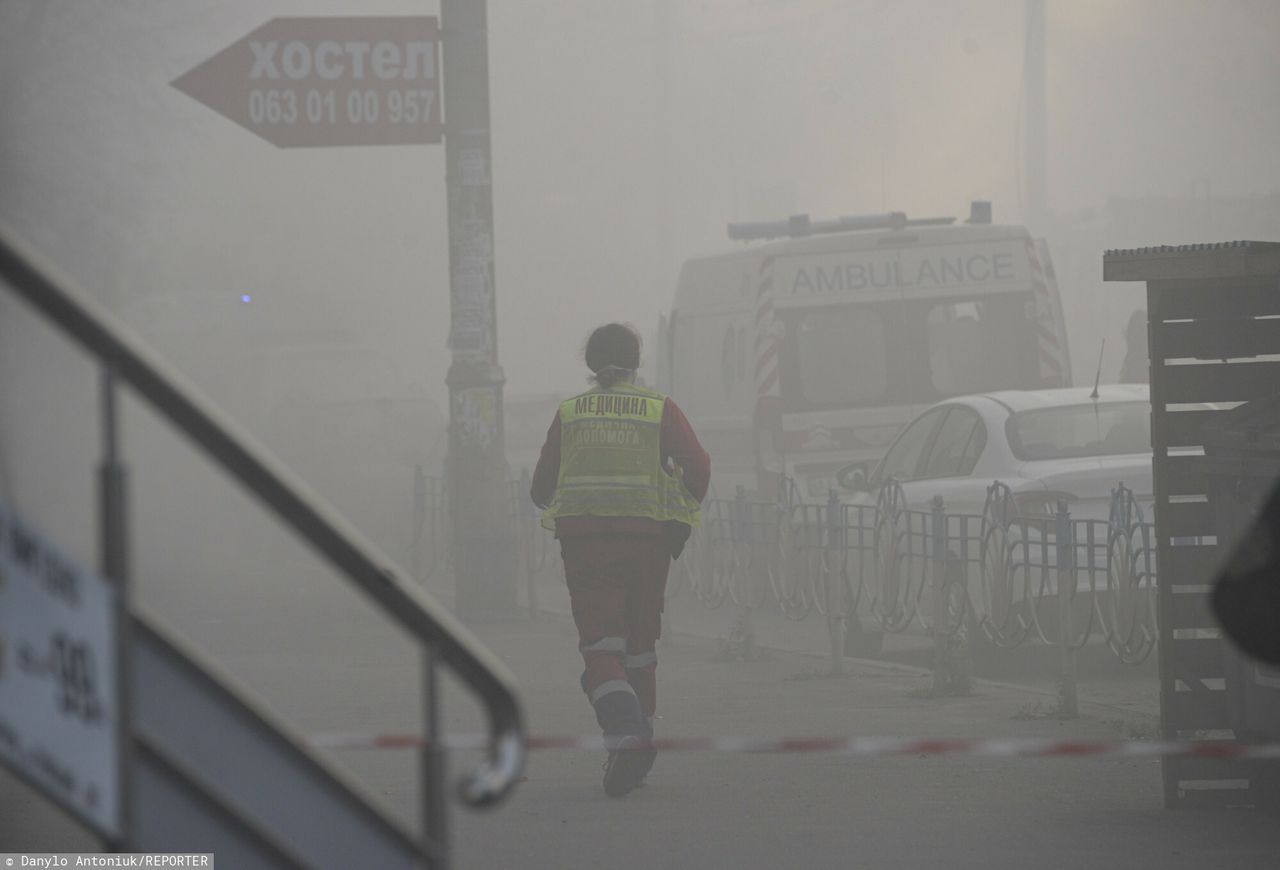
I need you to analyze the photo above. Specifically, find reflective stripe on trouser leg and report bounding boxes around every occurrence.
[624,651,657,668]
[589,679,636,705]
[579,636,627,702]
[580,636,627,654]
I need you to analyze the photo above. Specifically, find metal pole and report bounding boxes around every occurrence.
[826,489,846,675]
[99,367,132,848]
[518,468,539,619]
[1055,499,1078,719]
[653,0,676,301]
[412,464,427,583]
[1024,0,1047,228]
[440,0,517,619]
[930,496,948,695]
[422,646,448,869]
[729,486,754,658]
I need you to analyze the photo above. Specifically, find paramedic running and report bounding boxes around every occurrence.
[531,323,710,797]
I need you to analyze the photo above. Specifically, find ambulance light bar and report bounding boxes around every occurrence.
[727,211,956,242]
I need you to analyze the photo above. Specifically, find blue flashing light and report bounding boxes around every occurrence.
[240,294,252,303]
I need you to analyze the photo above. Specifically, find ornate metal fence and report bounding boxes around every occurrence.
[672,479,1161,688]
[422,472,1161,700]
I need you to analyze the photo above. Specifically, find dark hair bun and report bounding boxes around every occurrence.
[585,323,641,373]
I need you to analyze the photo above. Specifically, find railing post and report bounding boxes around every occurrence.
[422,646,449,869]
[1055,499,1079,719]
[929,496,949,694]
[412,464,427,583]
[728,485,754,657]
[519,468,539,619]
[826,488,846,675]
[99,367,132,848]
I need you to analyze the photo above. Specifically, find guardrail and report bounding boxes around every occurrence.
[418,471,1160,714]
[672,479,1157,711]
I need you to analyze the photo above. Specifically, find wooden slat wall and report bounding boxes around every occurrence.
[1166,584,1215,629]
[1158,455,1212,495]
[1159,544,1221,585]
[1160,317,1280,360]
[1154,410,1229,449]
[1165,636,1224,685]
[1161,360,1280,404]
[1145,268,1280,808]
[1160,501,1214,538]
[1152,278,1280,319]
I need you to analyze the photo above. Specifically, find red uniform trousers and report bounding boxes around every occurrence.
[560,533,670,719]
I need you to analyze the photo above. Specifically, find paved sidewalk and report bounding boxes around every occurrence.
[446,614,1272,870]
[524,564,1162,721]
[4,566,1275,869]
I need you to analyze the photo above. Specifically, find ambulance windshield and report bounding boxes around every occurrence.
[794,309,888,405]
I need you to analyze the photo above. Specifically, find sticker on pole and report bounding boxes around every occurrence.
[0,498,120,837]
[172,17,442,148]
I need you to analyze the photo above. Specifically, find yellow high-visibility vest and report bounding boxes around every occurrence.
[541,384,701,530]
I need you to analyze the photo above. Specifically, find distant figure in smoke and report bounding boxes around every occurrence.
[1118,308,1149,383]
[531,323,709,797]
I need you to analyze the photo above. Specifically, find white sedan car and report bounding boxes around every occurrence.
[836,385,1166,646]
[840,385,1156,521]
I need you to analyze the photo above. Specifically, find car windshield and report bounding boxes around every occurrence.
[1006,401,1150,461]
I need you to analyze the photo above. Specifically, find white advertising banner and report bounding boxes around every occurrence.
[0,498,120,837]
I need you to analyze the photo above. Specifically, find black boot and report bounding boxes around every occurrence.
[594,689,655,797]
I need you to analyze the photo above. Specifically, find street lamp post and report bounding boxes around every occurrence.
[1025,0,1047,229]
[441,0,517,619]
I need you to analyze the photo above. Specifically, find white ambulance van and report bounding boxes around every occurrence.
[657,204,1071,502]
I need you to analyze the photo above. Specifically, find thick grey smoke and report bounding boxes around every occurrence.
[5,2,1280,863]
[4,1,1279,414]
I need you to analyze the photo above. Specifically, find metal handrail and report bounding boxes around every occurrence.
[0,227,524,808]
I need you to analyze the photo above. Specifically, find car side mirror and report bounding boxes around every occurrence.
[836,461,871,492]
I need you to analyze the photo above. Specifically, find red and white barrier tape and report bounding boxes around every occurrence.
[310,733,1280,760]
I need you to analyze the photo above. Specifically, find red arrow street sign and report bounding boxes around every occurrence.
[173,17,441,148]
